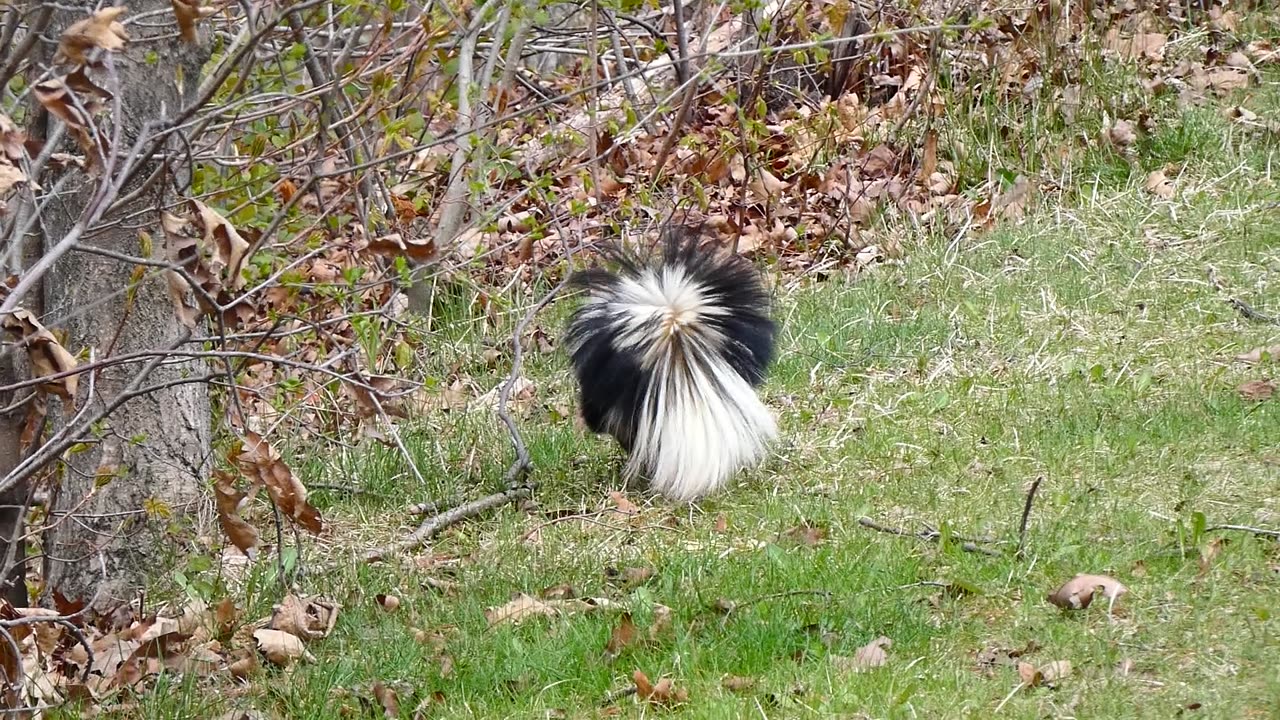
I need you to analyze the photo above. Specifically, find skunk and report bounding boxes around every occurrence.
[563,229,778,502]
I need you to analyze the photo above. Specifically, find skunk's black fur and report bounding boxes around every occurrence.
[563,228,778,501]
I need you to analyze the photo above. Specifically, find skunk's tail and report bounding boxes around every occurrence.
[564,230,778,502]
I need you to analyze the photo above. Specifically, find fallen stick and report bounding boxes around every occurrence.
[1016,476,1043,560]
[365,486,532,562]
[1207,523,1280,539]
[857,516,1002,557]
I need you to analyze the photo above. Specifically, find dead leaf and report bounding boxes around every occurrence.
[782,522,828,547]
[376,594,400,612]
[371,681,399,718]
[0,161,26,196]
[1198,537,1225,577]
[648,604,673,642]
[603,613,638,661]
[234,431,323,534]
[633,670,688,706]
[831,636,891,672]
[992,175,1034,221]
[252,629,313,666]
[1144,170,1175,199]
[171,0,214,43]
[1206,67,1250,92]
[212,470,259,559]
[267,594,339,640]
[1021,659,1073,688]
[748,168,789,200]
[368,233,437,262]
[1,308,79,405]
[57,6,129,64]
[1104,29,1166,62]
[485,593,557,626]
[1238,379,1275,402]
[1236,345,1280,364]
[1106,119,1138,150]
[1046,573,1128,611]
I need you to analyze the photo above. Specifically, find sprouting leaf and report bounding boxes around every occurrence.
[1046,574,1128,611]
[57,6,129,64]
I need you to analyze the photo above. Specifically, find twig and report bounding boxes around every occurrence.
[718,589,831,622]
[1016,476,1043,560]
[600,685,638,707]
[364,485,532,562]
[857,517,1002,557]
[1206,524,1280,539]
[1227,298,1279,326]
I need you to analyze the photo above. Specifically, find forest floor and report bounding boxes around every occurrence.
[128,52,1279,720]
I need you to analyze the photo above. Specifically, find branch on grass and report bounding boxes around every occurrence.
[1207,524,1280,540]
[857,516,1002,557]
[364,485,532,562]
[1016,475,1043,560]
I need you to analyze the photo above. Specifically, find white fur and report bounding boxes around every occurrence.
[588,267,777,501]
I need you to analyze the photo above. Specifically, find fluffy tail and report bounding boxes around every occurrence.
[564,230,778,502]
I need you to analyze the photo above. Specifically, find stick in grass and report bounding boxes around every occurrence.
[1016,475,1043,560]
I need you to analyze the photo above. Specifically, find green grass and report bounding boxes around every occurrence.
[122,66,1280,720]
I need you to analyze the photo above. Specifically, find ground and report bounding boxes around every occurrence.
[122,67,1280,720]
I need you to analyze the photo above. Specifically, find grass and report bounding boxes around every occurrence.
[119,62,1280,720]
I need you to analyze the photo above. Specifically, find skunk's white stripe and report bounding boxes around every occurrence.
[587,265,777,501]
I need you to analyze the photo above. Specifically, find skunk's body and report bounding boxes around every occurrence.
[564,231,777,502]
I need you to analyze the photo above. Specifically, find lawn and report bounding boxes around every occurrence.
[127,70,1280,720]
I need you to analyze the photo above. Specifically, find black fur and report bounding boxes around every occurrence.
[563,228,777,456]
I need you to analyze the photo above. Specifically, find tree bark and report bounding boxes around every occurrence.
[34,0,213,609]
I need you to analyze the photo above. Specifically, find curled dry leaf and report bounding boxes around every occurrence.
[234,431,323,535]
[1019,659,1072,688]
[1,309,79,405]
[376,594,400,612]
[1237,379,1275,402]
[367,232,436,262]
[213,470,259,559]
[268,594,340,640]
[633,670,688,706]
[1144,170,1176,199]
[1106,119,1138,150]
[485,593,557,626]
[171,0,215,43]
[1046,573,1128,610]
[0,160,26,197]
[782,522,828,547]
[57,6,129,64]
[371,681,399,718]
[252,629,313,667]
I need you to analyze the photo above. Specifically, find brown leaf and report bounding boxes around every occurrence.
[1235,345,1280,364]
[376,594,401,612]
[919,130,937,185]
[1020,659,1072,688]
[1197,537,1225,577]
[252,629,312,667]
[648,604,673,642]
[607,491,639,516]
[367,232,437,262]
[212,470,259,558]
[484,593,557,626]
[1144,170,1175,199]
[633,670,688,706]
[1206,67,1250,92]
[0,161,27,196]
[171,0,213,43]
[603,613,638,661]
[782,522,828,547]
[371,681,399,718]
[235,431,323,534]
[993,175,1034,221]
[268,594,340,640]
[1104,29,1166,62]
[1106,119,1138,150]
[1046,573,1128,610]
[1237,379,1275,402]
[1,309,79,405]
[748,168,788,200]
[57,6,129,64]
[832,636,891,672]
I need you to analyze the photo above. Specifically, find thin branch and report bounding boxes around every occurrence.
[364,485,531,562]
[857,516,1002,557]
[1016,475,1043,560]
[1207,524,1280,539]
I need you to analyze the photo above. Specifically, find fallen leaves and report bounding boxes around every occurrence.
[831,636,892,673]
[252,629,313,667]
[1237,379,1275,403]
[57,6,129,65]
[0,308,79,407]
[1236,345,1280,365]
[233,431,323,535]
[632,670,688,707]
[1144,169,1176,199]
[1046,574,1128,612]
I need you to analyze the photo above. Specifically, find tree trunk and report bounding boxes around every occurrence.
[35,0,213,609]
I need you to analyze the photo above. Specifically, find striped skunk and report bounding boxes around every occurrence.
[563,228,778,502]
